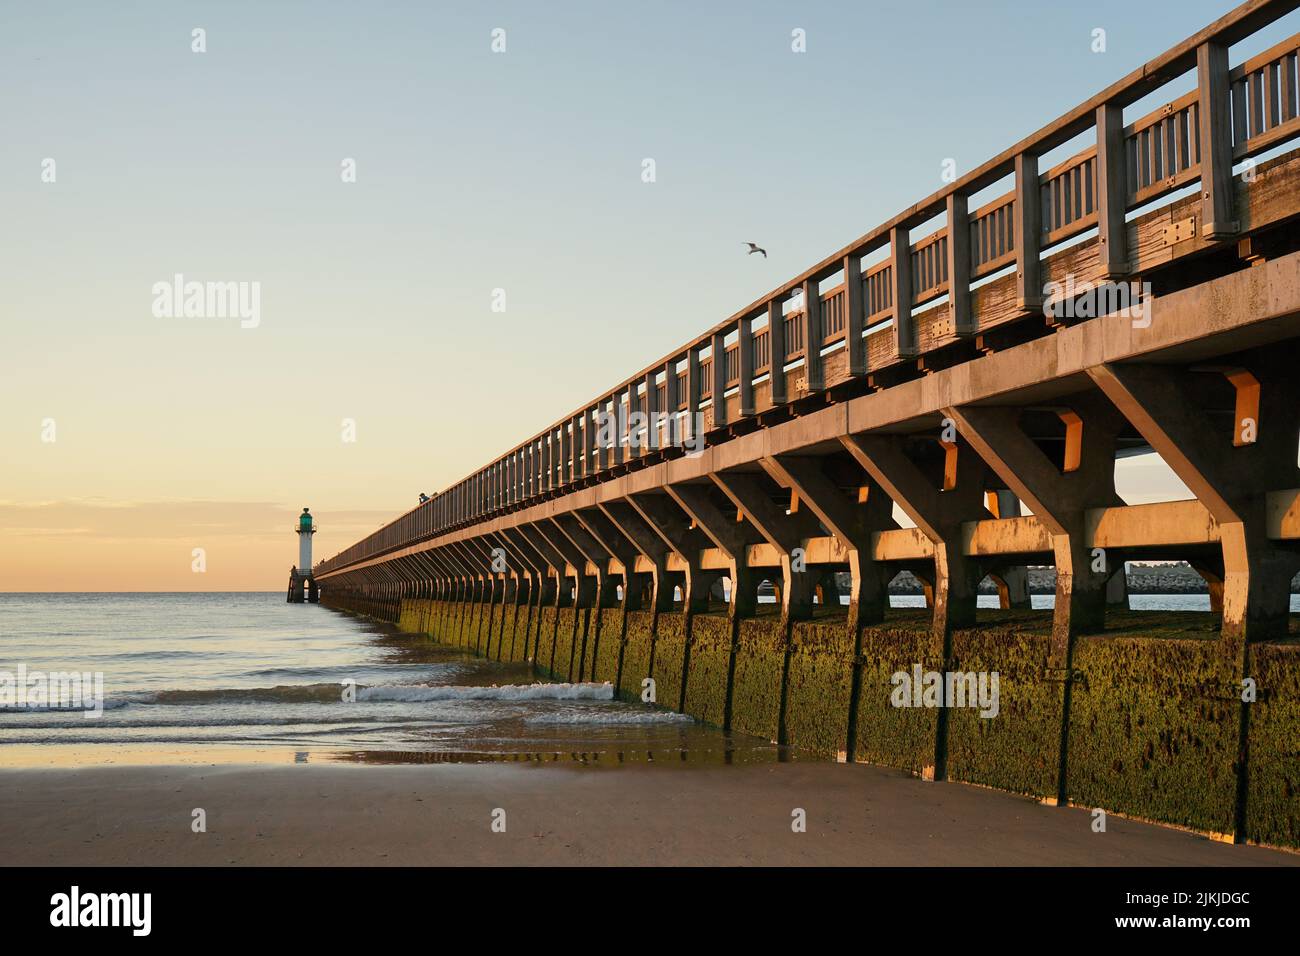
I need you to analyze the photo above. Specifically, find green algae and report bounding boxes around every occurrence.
[552,608,580,682]
[683,614,734,728]
[1068,627,1239,835]
[650,612,688,711]
[1246,640,1300,848]
[729,617,786,742]
[534,606,559,676]
[946,618,1063,798]
[591,608,625,685]
[852,613,943,775]
[618,610,656,702]
[785,620,855,757]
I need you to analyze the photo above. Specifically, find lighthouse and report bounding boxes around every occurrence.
[287,507,319,603]
[297,507,315,570]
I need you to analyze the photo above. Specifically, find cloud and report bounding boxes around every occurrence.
[0,499,393,542]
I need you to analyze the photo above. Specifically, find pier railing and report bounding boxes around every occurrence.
[317,0,1300,576]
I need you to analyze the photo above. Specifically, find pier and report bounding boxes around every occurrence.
[315,0,1300,851]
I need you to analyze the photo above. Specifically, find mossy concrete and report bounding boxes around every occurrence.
[592,608,625,685]
[853,613,943,775]
[618,611,655,702]
[574,609,595,681]
[552,608,580,682]
[343,596,1300,850]
[1246,640,1300,849]
[650,612,688,711]
[683,614,733,728]
[496,605,517,661]
[785,619,855,758]
[729,617,786,742]
[432,600,453,643]
[1068,616,1239,837]
[946,615,1063,798]
[534,607,559,676]
[397,599,420,634]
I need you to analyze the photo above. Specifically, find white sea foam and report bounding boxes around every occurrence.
[358,682,615,702]
[0,697,129,713]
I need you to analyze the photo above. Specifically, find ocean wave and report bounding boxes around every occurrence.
[0,681,618,709]
[149,684,346,705]
[0,698,130,713]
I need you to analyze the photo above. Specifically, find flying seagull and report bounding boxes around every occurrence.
[745,242,767,258]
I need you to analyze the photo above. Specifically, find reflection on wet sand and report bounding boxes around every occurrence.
[326,742,803,767]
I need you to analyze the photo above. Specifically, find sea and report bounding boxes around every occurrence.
[0,592,1291,767]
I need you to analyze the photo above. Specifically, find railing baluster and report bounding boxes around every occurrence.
[1014,152,1042,313]
[802,278,823,390]
[1097,102,1129,277]
[946,194,972,335]
[710,331,728,428]
[844,253,866,373]
[1198,41,1239,238]
[644,369,659,450]
[687,345,703,442]
[889,224,916,356]
[768,300,787,405]
[738,315,755,416]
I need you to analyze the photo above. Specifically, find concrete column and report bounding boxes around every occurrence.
[601,499,675,616]
[665,481,767,730]
[840,432,989,633]
[535,519,599,672]
[501,527,551,663]
[576,507,646,606]
[987,491,1032,609]
[761,455,896,630]
[710,470,824,627]
[1089,359,1300,642]
[554,512,620,680]
[666,482,763,620]
[517,524,567,604]
[627,491,715,614]
[947,391,1128,651]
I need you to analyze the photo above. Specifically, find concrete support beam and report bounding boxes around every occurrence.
[985,491,1032,609]
[947,391,1128,651]
[517,524,569,606]
[531,522,589,608]
[629,490,721,614]
[666,482,764,619]
[710,470,824,626]
[1089,359,1300,642]
[840,432,990,633]
[574,508,643,607]
[554,513,619,610]
[761,455,896,629]
[600,500,676,613]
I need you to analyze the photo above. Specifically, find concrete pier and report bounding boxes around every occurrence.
[316,2,1300,853]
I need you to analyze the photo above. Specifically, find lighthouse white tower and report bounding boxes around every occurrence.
[297,507,315,570]
[288,508,318,603]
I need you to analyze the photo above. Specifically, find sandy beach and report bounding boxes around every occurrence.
[2,758,1294,867]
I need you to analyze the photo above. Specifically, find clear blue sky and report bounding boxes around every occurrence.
[1,1,1294,587]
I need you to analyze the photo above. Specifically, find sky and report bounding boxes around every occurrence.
[2,1,1294,590]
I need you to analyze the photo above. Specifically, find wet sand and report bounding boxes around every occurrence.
[1,759,1294,866]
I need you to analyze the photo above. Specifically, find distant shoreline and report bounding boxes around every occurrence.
[881,566,1300,596]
